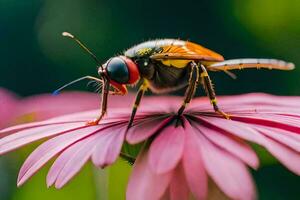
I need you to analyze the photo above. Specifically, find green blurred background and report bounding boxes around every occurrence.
[0,0,299,199]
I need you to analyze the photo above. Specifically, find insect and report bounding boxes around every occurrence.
[55,32,295,127]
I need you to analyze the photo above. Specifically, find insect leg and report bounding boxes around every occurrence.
[87,78,110,125]
[128,80,149,128]
[199,64,230,119]
[177,62,199,116]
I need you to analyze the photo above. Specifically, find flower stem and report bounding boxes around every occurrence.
[92,167,109,200]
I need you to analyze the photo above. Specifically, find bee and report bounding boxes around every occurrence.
[55,32,295,127]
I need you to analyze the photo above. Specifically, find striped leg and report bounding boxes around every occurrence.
[199,64,230,119]
[128,80,148,128]
[177,62,200,116]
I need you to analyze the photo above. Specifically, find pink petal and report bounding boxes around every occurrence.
[246,114,300,127]
[196,116,265,145]
[46,141,83,188]
[196,132,256,200]
[206,93,300,107]
[182,119,207,200]
[17,126,102,186]
[148,124,185,174]
[126,150,172,200]
[189,93,300,115]
[257,135,300,175]
[14,91,133,125]
[199,116,300,175]
[0,123,86,155]
[0,120,83,137]
[47,134,99,188]
[268,126,300,142]
[0,109,105,137]
[126,116,171,144]
[160,190,171,200]
[231,115,300,134]
[91,125,126,168]
[255,126,300,152]
[169,163,189,200]
[17,92,100,121]
[194,123,259,169]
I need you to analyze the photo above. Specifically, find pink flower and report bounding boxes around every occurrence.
[0,88,133,129]
[1,93,300,200]
[15,91,101,121]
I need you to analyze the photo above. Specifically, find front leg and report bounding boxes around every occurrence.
[177,62,200,116]
[87,78,110,125]
[127,80,149,128]
[199,64,230,119]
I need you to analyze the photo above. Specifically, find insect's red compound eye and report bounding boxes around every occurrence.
[121,56,140,84]
[106,56,140,85]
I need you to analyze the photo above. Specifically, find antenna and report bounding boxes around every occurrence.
[52,75,102,95]
[62,32,102,66]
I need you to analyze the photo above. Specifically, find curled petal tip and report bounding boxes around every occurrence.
[46,181,53,188]
[56,186,62,189]
[17,181,23,188]
[55,182,65,189]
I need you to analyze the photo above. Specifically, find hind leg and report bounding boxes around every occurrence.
[199,64,230,119]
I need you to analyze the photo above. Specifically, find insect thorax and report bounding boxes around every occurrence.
[124,40,191,93]
[134,57,190,93]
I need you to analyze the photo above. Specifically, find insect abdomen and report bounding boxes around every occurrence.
[208,58,295,71]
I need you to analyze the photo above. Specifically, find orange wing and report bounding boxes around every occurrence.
[150,41,224,62]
